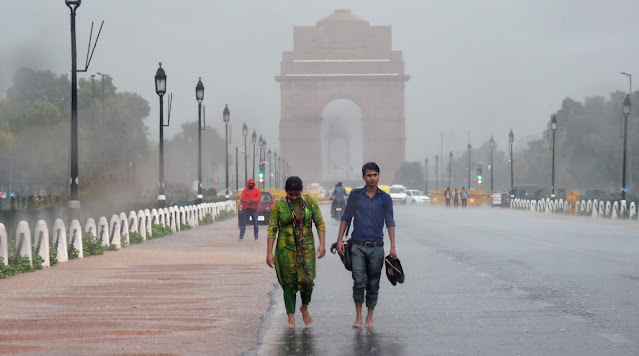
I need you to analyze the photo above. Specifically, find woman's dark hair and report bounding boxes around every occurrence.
[361,162,380,176]
[285,176,303,192]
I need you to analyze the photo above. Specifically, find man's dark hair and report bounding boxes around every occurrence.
[285,176,303,192]
[361,162,380,176]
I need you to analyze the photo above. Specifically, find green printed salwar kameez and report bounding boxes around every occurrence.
[267,195,325,314]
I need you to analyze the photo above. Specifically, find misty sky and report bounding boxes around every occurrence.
[2,0,638,165]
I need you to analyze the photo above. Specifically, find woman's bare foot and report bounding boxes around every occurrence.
[285,314,295,329]
[300,305,313,325]
[352,315,362,328]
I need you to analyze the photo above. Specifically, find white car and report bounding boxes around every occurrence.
[406,190,431,205]
[390,185,407,204]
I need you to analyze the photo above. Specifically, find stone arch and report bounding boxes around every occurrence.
[276,9,409,182]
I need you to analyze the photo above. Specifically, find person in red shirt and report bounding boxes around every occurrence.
[239,178,262,241]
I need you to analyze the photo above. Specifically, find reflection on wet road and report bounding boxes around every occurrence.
[248,205,639,355]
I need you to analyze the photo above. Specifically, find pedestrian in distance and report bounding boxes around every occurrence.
[239,178,261,241]
[336,162,397,329]
[461,186,468,208]
[331,181,347,219]
[444,187,451,208]
[453,188,459,208]
[266,176,326,329]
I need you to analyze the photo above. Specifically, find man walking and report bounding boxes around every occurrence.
[444,187,451,208]
[461,186,468,208]
[239,178,261,241]
[336,162,397,328]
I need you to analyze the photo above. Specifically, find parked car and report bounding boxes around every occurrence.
[237,191,274,227]
[405,190,431,205]
[390,184,407,204]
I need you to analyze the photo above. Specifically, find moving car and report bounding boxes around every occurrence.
[405,190,431,205]
[237,191,274,227]
[390,184,407,204]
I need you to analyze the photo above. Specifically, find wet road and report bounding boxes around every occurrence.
[248,205,639,355]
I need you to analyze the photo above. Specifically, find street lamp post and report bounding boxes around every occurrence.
[195,78,205,204]
[242,122,248,186]
[435,155,439,191]
[252,130,257,180]
[467,144,472,189]
[622,95,631,202]
[489,136,494,195]
[448,151,453,188]
[223,105,230,198]
[550,115,558,199]
[155,63,167,208]
[424,158,428,193]
[236,146,240,192]
[509,129,514,198]
[621,72,632,194]
[274,152,278,188]
[268,149,272,189]
[66,0,82,209]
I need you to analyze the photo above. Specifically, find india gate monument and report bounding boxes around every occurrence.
[275,9,410,183]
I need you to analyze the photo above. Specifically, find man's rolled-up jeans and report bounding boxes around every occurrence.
[240,208,259,240]
[351,243,384,309]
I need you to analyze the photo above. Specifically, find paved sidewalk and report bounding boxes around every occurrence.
[0,218,274,355]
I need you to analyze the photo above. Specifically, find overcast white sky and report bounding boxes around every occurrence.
[1,0,638,162]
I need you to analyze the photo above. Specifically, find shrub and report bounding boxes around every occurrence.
[199,213,214,225]
[129,231,143,244]
[82,232,104,257]
[49,246,59,266]
[151,224,173,238]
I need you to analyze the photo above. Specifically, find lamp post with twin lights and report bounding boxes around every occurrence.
[65,0,82,209]
[223,105,230,198]
[268,149,272,189]
[195,78,205,204]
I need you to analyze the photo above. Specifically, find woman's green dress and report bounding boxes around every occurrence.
[267,195,325,312]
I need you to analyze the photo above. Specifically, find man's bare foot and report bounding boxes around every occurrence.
[285,314,295,329]
[300,305,313,325]
[352,315,362,328]
[364,318,374,328]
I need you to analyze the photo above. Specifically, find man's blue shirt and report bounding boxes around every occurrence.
[341,187,395,242]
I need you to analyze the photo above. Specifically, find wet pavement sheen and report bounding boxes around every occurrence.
[249,205,639,355]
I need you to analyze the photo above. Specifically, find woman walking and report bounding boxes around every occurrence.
[266,176,326,328]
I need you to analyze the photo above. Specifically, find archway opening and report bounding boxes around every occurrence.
[321,99,363,182]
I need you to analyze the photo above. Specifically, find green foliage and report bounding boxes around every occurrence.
[69,248,80,260]
[82,232,105,257]
[49,246,59,266]
[0,256,35,278]
[180,222,192,230]
[120,234,129,247]
[128,231,143,244]
[106,244,119,251]
[216,209,236,221]
[151,224,173,238]
[32,254,44,270]
[199,213,214,225]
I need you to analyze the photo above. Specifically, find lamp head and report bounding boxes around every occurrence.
[623,95,631,116]
[551,115,558,131]
[509,129,514,143]
[490,136,494,147]
[242,122,248,137]
[223,104,230,123]
[467,143,472,152]
[449,151,453,159]
[65,0,81,9]
[268,149,272,158]
[154,62,167,96]
[252,130,257,143]
[195,77,204,102]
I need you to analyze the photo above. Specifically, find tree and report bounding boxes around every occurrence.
[393,161,424,189]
